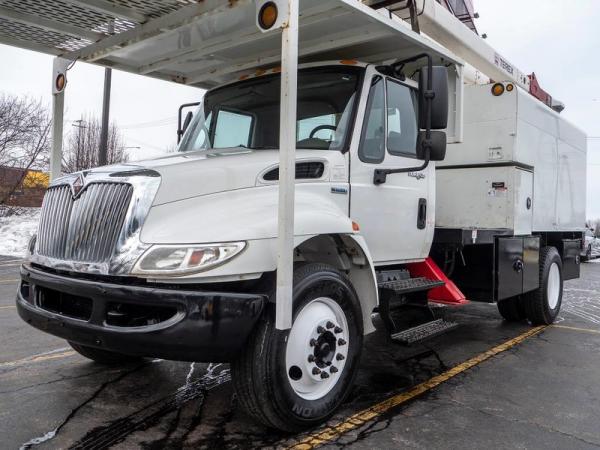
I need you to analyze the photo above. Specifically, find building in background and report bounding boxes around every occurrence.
[0,166,49,207]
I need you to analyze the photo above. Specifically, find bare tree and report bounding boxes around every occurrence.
[63,114,128,173]
[0,94,51,212]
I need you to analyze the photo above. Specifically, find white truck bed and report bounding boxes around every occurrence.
[436,83,587,234]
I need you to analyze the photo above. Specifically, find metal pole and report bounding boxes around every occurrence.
[98,21,113,167]
[98,66,112,167]
[275,0,299,330]
[50,90,64,180]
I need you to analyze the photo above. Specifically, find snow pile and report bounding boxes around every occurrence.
[0,208,40,257]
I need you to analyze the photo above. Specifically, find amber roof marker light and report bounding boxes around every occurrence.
[55,73,66,92]
[258,1,278,30]
[491,82,505,96]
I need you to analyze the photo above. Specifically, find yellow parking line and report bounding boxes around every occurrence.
[289,326,547,450]
[552,324,600,335]
[0,350,76,368]
[0,305,16,310]
[0,279,20,284]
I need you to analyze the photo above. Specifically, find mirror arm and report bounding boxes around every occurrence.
[373,146,431,185]
[177,102,201,143]
[373,53,434,185]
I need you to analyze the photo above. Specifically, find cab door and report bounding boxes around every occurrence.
[350,73,434,264]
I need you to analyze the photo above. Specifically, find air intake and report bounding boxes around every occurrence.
[263,162,325,181]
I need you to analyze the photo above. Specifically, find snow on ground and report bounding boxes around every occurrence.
[0,208,40,257]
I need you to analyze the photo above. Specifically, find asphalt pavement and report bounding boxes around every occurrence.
[1,256,600,449]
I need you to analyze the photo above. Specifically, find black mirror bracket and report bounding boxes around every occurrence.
[177,101,201,143]
[373,146,431,185]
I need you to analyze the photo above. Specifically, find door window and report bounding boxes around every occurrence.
[358,76,385,164]
[386,80,418,157]
[213,110,253,148]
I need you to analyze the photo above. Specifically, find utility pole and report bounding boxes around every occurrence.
[98,21,113,167]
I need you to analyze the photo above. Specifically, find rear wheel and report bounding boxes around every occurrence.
[497,296,526,322]
[232,263,363,432]
[523,246,563,325]
[69,342,142,365]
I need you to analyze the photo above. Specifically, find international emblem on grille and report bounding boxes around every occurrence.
[70,173,85,198]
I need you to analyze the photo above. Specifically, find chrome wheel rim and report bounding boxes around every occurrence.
[285,297,349,401]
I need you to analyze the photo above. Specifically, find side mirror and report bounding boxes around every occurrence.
[418,66,448,130]
[416,130,446,161]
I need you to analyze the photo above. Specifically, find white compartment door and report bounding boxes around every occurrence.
[514,168,533,235]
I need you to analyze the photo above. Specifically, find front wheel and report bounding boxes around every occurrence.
[232,263,363,432]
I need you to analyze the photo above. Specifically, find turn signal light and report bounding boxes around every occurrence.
[352,221,360,232]
[506,83,514,92]
[55,73,66,92]
[259,2,278,30]
[491,82,505,96]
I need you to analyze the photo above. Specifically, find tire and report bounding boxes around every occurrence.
[523,246,563,325]
[232,263,363,432]
[69,342,142,365]
[497,296,526,322]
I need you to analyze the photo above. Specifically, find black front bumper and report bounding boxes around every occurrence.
[16,265,265,362]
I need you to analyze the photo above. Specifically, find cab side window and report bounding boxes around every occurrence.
[386,79,418,157]
[358,76,385,164]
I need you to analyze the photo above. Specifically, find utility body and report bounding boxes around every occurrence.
[15,0,586,431]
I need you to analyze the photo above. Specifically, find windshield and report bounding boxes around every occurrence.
[178,66,363,152]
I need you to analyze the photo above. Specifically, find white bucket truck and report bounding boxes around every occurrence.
[16,0,586,431]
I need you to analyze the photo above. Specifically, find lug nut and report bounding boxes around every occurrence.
[336,353,345,361]
[338,338,346,346]
[317,326,325,334]
[308,354,315,363]
[310,338,316,347]
[326,321,335,329]
[312,367,321,375]
[334,326,343,334]
[330,366,338,373]
[320,371,330,379]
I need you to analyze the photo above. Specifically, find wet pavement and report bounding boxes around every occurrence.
[1,255,600,449]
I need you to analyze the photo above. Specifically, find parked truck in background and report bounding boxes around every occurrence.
[16,0,586,431]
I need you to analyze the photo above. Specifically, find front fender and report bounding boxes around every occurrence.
[139,183,353,280]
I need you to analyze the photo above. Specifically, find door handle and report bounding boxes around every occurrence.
[417,198,427,229]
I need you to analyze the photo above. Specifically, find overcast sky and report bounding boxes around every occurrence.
[0,0,599,218]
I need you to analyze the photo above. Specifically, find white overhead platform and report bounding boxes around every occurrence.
[0,0,462,89]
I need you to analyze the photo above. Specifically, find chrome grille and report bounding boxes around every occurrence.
[37,182,133,263]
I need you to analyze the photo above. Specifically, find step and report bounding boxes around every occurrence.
[378,277,445,295]
[391,319,459,345]
[376,269,411,283]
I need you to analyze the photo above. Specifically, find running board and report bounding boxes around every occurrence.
[391,319,459,345]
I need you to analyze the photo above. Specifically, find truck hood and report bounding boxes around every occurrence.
[101,148,348,205]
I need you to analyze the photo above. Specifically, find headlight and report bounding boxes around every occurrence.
[132,242,246,276]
